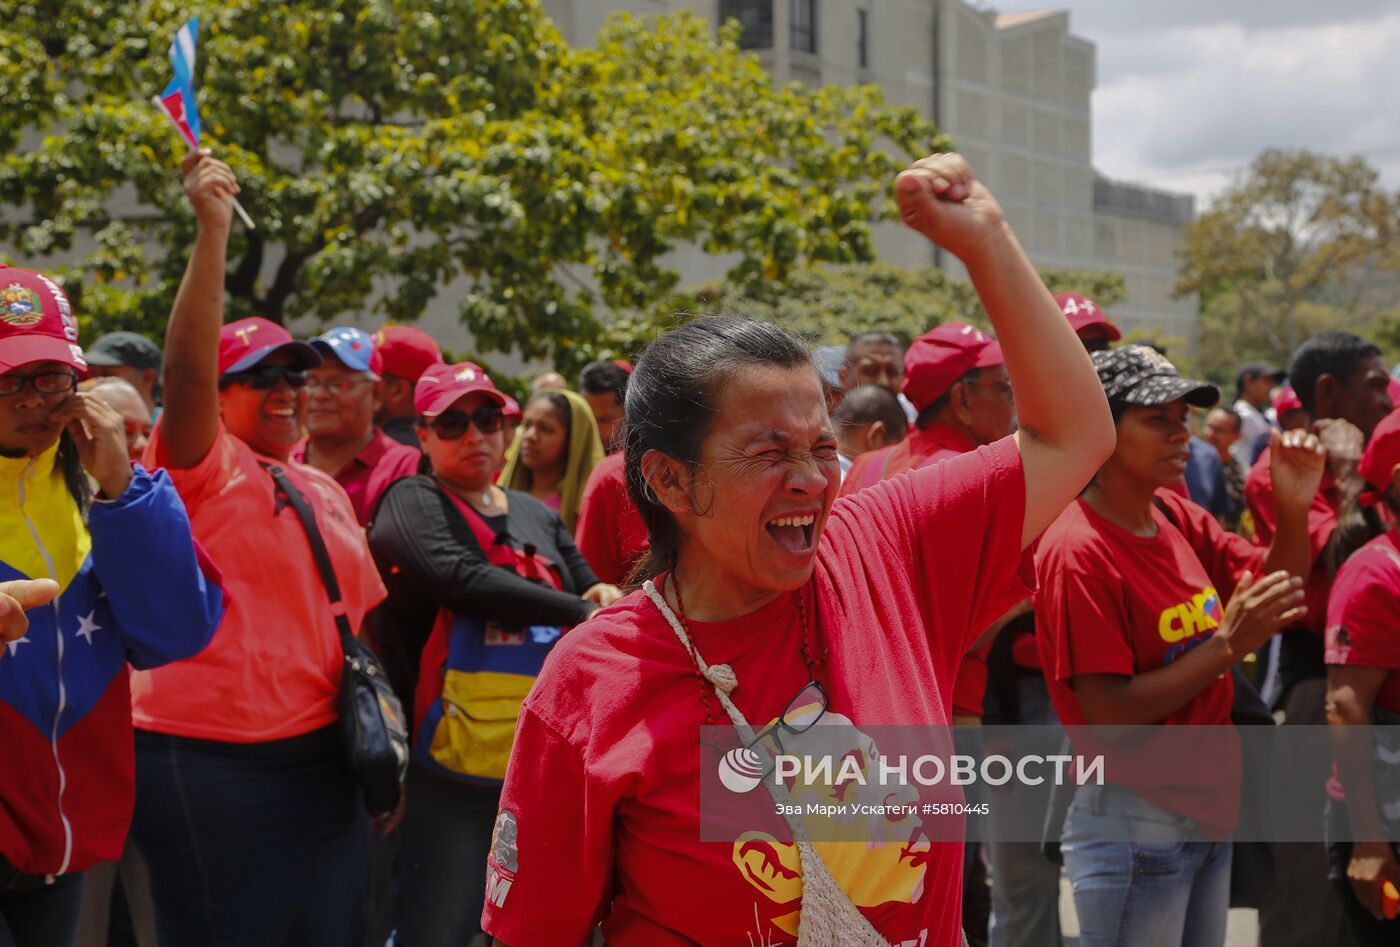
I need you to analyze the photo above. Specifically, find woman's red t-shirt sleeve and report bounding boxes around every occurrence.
[481,705,615,946]
[828,436,1031,680]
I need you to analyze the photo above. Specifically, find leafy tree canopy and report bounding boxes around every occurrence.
[2,2,944,373]
[1176,148,1400,380]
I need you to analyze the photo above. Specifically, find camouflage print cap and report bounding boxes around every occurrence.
[1092,344,1219,411]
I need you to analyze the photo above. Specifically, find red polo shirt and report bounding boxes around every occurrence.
[293,428,421,527]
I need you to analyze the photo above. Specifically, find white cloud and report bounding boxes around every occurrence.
[987,2,1400,206]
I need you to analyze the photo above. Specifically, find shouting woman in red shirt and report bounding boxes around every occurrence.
[1035,345,1325,947]
[481,153,1116,947]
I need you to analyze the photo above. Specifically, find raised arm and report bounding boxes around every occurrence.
[895,154,1115,547]
[159,152,241,469]
[1260,427,1326,580]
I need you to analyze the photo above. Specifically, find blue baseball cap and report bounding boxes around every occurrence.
[310,326,376,373]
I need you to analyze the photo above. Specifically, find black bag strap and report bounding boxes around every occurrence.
[261,463,355,652]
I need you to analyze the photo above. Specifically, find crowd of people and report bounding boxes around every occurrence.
[0,147,1398,947]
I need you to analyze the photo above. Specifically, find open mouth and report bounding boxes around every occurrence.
[766,513,817,554]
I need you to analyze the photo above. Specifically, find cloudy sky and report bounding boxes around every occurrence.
[983,0,1400,207]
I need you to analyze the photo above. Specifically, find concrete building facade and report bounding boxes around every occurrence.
[543,0,1200,348]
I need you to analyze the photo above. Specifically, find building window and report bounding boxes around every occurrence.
[720,0,774,50]
[857,8,869,68]
[790,0,817,54]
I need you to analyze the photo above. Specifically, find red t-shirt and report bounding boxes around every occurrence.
[575,451,649,586]
[1326,530,1400,714]
[1246,448,1338,636]
[132,421,386,742]
[481,437,1031,947]
[839,423,1000,718]
[1034,489,1260,836]
[291,428,420,527]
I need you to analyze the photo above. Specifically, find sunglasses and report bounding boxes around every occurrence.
[0,371,79,396]
[425,405,505,438]
[218,366,309,390]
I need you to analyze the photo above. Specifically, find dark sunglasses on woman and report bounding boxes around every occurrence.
[424,405,505,438]
[217,366,309,390]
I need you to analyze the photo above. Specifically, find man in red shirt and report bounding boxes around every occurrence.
[293,326,420,526]
[1247,331,1394,947]
[575,453,648,587]
[371,325,444,447]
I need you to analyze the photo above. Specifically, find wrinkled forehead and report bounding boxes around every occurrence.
[709,366,833,447]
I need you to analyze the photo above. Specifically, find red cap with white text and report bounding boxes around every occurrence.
[0,267,87,374]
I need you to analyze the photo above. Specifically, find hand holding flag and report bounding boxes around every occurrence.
[152,18,254,229]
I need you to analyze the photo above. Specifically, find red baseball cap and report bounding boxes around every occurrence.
[414,362,508,417]
[1055,293,1122,342]
[218,317,320,375]
[0,267,86,375]
[1272,385,1304,416]
[902,322,1004,412]
[371,325,444,382]
[1360,409,1400,494]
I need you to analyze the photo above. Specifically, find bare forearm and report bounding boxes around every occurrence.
[160,224,229,467]
[1262,503,1313,582]
[963,227,1108,452]
[1077,637,1236,726]
[1330,699,1388,840]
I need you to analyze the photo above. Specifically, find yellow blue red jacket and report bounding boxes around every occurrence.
[0,445,224,876]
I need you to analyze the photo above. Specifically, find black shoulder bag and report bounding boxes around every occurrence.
[263,464,408,816]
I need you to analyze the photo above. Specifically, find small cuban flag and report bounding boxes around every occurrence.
[151,17,254,228]
[157,18,201,149]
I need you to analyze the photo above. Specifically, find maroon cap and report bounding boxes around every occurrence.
[1360,409,1400,494]
[0,267,86,375]
[902,322,1004,412]
[370,325,444,382]
[218,317,320,375]
[413,362,508,417]
[1055,293,1122,342]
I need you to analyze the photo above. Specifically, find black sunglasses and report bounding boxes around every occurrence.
[218,366,309,390]
[424,405,505,439]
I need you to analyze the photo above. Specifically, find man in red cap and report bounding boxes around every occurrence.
[841,322,1013,493]
[371,325,444,446]
[1055,292,1122,352]
[840,320,1021,942]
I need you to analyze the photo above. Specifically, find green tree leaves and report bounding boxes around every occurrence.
[2,3,942,372]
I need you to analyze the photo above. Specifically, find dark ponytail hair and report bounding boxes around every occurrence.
[1328,485,1398,575]
[623,317,815,586]
[57,431,92,516]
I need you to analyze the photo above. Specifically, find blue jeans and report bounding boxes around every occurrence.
[0,872,84,947]
[1061,784,1232,947]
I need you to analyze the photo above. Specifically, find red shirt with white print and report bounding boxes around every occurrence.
[1034,489,1261,837]
[481,438,1031,947]
[1326,529,1400,714]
